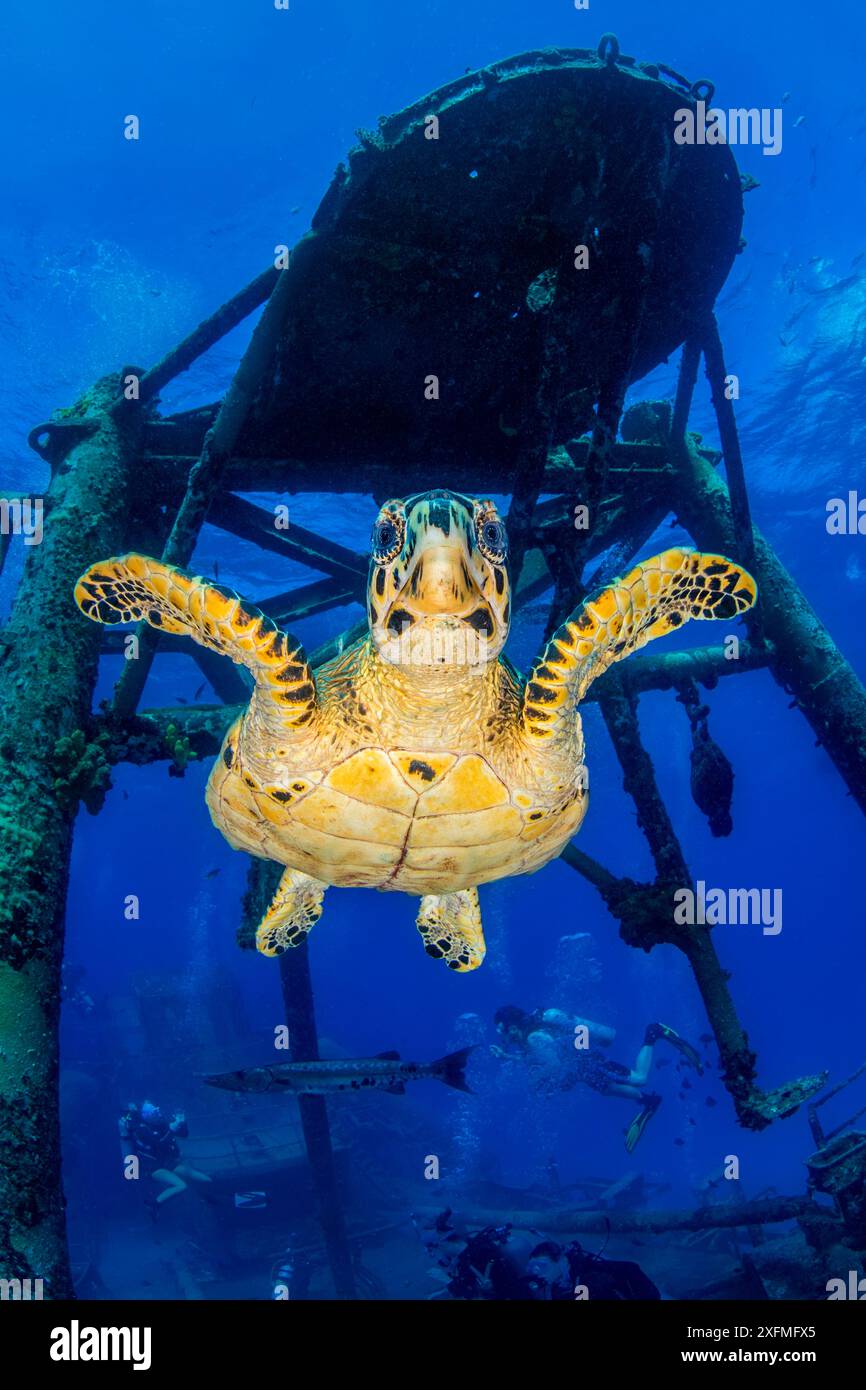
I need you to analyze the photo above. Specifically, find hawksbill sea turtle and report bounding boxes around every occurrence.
[75,490,756,971]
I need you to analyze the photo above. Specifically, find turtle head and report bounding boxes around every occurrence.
[367,489,511,670]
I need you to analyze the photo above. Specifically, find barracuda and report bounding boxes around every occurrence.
[203,1045,474,1096]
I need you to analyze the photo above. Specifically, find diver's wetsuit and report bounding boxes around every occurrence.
[494,1006,701,1149]
[439,1221,660,1301]
[519,1008,628,1094]
[119,1111,189,1177]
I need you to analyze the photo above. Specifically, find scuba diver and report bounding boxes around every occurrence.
[119,1100,213,1208]
[417,1209,659,1300]
[271,1234,313,1300]
[491,1004,702,1152]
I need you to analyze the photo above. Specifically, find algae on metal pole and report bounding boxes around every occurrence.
[0,375,143,1296]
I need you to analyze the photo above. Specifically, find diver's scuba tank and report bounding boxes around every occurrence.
[271,1234,311,1300]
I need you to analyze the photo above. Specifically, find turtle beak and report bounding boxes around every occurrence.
[389,538,495,641]
[404,542,479,617]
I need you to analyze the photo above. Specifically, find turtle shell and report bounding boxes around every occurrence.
[207,733,587,894]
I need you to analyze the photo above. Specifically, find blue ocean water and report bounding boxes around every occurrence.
[2,0,865,1301]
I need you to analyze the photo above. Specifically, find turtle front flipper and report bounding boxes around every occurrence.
[256,867,328,956]
[416,887,486,972]
[521,549,756,741]
[75,555,317,731]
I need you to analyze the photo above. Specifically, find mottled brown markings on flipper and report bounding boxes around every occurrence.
[526,682,557,705]
[279,683,315,703]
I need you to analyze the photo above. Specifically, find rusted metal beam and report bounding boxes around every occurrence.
[241,859,357,1298]
[416,1195,819,1236]
[208,492,367,592]
[700,313,759,582]
[258,576,355,621]
[137,439,674,495]
[113,266,279,410]
[672,430,866,814]
[111,242,317,718]
[279,941,358,1299]
[0,374,144,1298]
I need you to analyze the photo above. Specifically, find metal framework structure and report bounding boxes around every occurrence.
[2,40,866,1298]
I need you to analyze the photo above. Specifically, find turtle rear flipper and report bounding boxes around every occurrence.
[255,867,328,956]
[522,549,756,741]
[75,554,317,731]
[416,887,486,972]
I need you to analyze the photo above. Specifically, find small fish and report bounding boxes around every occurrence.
[290,206,301,215]
[213,560,220,580]
[782,91,790,103]
[122,791,129,801]
[176,696,188,705]
[705,1096,717,1108]
[687,1117,696,1126]
[674,1138,685,1147]
[205,868,221,879]
[682,1078,692,1091]
[793,115,805,128]
[699,1034,713,1045]
[204,1046,474,1097]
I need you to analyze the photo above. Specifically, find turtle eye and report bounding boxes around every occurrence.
[477,516,507,562]
[372,515,403,562]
